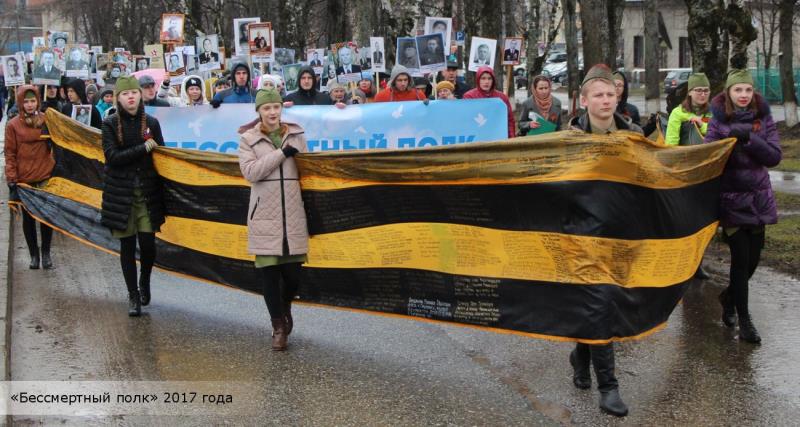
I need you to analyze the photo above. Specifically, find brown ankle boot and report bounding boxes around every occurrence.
[270,318,288,351]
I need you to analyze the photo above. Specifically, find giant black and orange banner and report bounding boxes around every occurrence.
[18,109,735,343]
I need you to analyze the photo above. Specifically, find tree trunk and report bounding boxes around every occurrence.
[685,0,728,93]
[779,0,798,127]
[562,0,580,114]
[726,2,757,69]
[644,0,660,114]
[579,0,624,68]
[580,0,611,68]
[525,0,542,82]
[607,0,626,67]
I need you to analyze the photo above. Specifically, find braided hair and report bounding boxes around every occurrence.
[114,98,148,146]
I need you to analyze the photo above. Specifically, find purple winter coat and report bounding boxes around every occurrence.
[704,93,782,227]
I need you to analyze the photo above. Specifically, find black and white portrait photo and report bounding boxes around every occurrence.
[197,34,221,71]
[468,36,496,72]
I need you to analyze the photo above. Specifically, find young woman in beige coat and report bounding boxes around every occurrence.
[238,89,309,351]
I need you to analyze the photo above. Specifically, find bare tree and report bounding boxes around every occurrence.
[750,0,780,70]
[525,0,562,78]
[779,0,798,127]
[644,0,660,114]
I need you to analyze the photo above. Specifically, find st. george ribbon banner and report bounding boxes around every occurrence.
[18,109,735,344]
[146,99,509,153]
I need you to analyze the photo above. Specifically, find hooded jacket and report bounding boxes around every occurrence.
[283,66,333,105]
[212,62,256,104]
[374,65,427,102]
[179,75,209,106]
[60,78,102,129]
[238,121,309,256]
[4,85,55,184]
[38,84,64,113]
[95,88,114,118]
[614,72,641,126]
[463,66,516,138]
[703,93,781,227]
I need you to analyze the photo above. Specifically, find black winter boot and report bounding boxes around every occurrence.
[128,291,142,317]
[139,276,151,306]
[719,289,736,327]
[41,249,53,270]
[738,314,761,344]
[29,250,40,270]
[569,344,591,389]
[592,344,628,417]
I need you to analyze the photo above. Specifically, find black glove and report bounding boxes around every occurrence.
[729,122,752,143]
[422,98,430,106]
[8,183,19,202]
[282,146,299,158]
[210,99,222,109]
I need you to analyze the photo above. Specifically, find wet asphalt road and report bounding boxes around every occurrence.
[9,225,800,425]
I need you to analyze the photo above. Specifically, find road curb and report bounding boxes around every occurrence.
[0,180,13,426]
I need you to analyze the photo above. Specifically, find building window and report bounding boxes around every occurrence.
[633,36,644,68]
[679,37,691,68]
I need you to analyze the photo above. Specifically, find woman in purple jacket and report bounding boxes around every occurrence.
[704,69,782,344]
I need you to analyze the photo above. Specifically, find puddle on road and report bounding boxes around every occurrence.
[682,265,800,410]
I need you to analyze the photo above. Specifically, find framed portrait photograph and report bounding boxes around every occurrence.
[196,34,221,71]
[248,22,273,56]
[233,17,260,56]
[160,13,185,44]
[424,17,452,53]
[47,31,69,49]
[65,45,91,78]
[32,37,46,52]
[369,37,385,73]
[468,36,497,72]
[331,41,361,83]
[32,48,63,85]
[306,48,325,75]
[271,47,295,75]
[133,55,151,72]
[502,37,523,66]
[282,63,303,93]
[395,37,420,75]
[165,51,185,76]
[2,54,26,86]
[71,104,93,127]
[416,33,446,73]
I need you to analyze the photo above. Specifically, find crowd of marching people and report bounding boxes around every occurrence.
[2,45,782,417]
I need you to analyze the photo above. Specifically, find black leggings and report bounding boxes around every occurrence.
[21,210,52,256]
[259,263,301,319]
[119,233,156,295]
[725,227,765,317]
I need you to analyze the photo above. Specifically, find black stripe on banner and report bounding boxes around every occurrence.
[52,145,105,190]
[302,179,720,240]
[299,267,688,341]
[52,145,251,226]
[162,180,250,225]
[19,186,261,294]
[19,185,687,341]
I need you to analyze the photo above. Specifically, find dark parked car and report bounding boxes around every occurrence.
[664,69,692,95]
